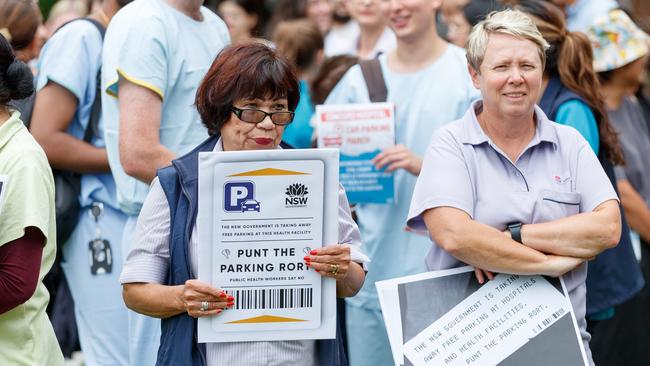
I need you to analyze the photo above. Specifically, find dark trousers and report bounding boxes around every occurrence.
[588,244,650,366]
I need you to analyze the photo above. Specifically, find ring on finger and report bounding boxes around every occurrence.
[329,264,339,276]
[200,301,209,312]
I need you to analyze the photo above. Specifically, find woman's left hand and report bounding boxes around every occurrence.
[304,245,352,280]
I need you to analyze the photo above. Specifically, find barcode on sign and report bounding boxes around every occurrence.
[541,308,566,327]
[232,288,313,310]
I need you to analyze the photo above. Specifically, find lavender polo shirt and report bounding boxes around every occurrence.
[407,100,618,362]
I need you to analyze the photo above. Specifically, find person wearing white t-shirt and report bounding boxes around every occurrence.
[325,0,396,60]
[325,0,478,365]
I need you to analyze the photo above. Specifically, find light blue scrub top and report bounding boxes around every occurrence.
[325,46,478,310]
[101,0,230,216]
[282,80,314,149]
[555,99,600,154]
[36,20,119,209]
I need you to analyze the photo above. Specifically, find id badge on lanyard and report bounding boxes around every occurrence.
[88,202,113,275]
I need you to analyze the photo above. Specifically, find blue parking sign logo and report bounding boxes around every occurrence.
[224,181,258,212]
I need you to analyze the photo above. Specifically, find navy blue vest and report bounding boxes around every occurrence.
[540,76,644,315]
[156,134,347,365]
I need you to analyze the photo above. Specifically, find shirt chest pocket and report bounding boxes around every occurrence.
[534,189,581,222]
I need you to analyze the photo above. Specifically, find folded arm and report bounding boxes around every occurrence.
[424,207,584,277]
[521,199,620,258]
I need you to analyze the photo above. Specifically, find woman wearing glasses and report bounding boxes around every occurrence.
[119,42,368,366]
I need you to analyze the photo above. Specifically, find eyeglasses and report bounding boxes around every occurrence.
[231,107,295,126]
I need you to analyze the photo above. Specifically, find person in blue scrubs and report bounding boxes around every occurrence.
[273,19,324,148]
[100,0,230,364]
[325,1,477,364]
[30,1,132,364]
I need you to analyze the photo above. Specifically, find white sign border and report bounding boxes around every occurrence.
[376,266,588,366]
[197,148,339,343]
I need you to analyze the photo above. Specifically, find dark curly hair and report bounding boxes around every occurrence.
[0,33,33,105]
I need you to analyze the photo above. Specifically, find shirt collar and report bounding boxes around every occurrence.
[213,137,224,152]
[459,100,559,148]
[0,110,24,151]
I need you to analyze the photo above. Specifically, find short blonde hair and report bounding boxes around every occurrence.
[466,9,550,71]
[46,0,89,27]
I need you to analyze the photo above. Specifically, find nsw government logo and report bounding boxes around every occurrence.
[224,181,260,213]
[285,183,309,208]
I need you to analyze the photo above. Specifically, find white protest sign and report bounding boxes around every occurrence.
[377,266,479,366]
[213,159,324,331]
[404,274,575,366]
[376,278,406,366]
[197,149,339,343]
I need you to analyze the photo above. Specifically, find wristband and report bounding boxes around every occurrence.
[508,222,523,244]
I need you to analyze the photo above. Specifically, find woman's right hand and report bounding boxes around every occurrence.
[544,255,585,277]
[180,279,233,318]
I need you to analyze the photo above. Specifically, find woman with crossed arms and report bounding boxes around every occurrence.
[406,10,620,365]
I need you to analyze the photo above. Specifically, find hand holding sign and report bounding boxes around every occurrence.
[198,149,339,342]
[373,144,423,176]
[304,244,352,280]
[181,279,233,318]
[316,103,395,204]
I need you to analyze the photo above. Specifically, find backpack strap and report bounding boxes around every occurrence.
[80,19,105,143]
[20,18,106,130]
[359,58,388,103]
[55,17,106,38]
[84,64,102,143]
[54,18,106,143]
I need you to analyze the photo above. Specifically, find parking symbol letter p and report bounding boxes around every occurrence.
[224,182,254,212]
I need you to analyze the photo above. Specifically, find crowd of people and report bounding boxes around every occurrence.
[0,0,649,365]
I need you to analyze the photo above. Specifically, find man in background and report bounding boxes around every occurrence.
[101,0,229,364]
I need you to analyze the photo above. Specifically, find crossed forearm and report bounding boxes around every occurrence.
[424,207,585,277]
[521,200,620,259]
